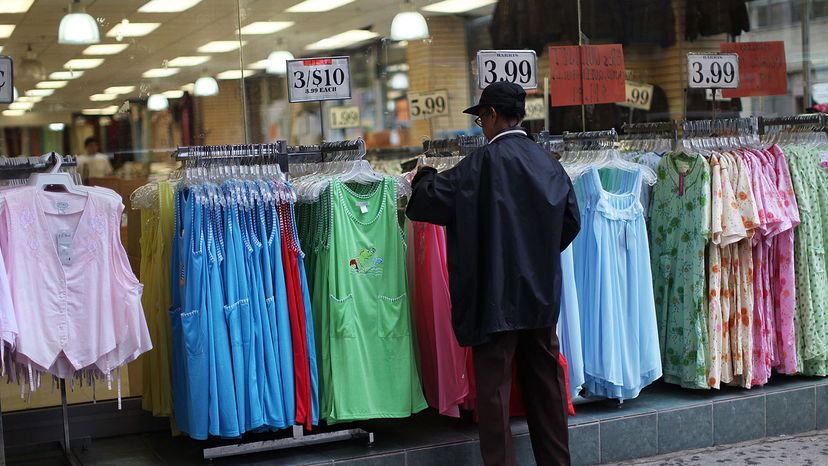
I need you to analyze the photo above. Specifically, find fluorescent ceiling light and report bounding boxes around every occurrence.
[0,25,16,39]
[138,0,203,12]
[64,58,105,70]
[216,69,257,80]
[83,44,129,55]
[25,89,54,97]
[49,123,66,131]
[104,86,136,94]
[423,0,497,13]
[142,68,180,78]
[197,41,246,53]
[36,81,68,89]
[0,47,3,54]
[82,106,119,115]
[287,0,355,12]
[0,0,34,14]
[305,30,379,50]
[162,90,184,99]
[167,56,211,67]
[180,83,195,93]
[248,59,270,70]
[8,102,33,110]
[90,93,118,101]
[2,110,26,116]
[49,70,84,80]
[239,21,295,35]
[17,96,42,103]
[106,22,161,38]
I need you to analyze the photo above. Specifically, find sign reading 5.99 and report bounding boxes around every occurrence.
[287,56,351,103]
[476,50,538,90]
[408,89,449,121]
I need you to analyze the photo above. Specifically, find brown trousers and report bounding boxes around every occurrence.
[473,328,570,466]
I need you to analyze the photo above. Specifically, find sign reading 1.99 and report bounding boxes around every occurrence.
[286,56,351,103]
[476,50,538,90]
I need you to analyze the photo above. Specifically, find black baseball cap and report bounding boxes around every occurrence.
[463,81,527,116]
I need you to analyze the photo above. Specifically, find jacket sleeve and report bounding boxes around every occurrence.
[560,181,580,250]
[405,165,461,226]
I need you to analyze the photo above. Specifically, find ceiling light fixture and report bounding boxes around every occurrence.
[58,0,100,44]
[8,102,33,110]
[0,25,15,39]
[167,56,211,67]
[25,89,54,97]
[49,70,84,80]
[238,21,295,35]
[267,50,294,75]
[36,81,69,89]
[106,21,160,39]
[216,69,256,80]
[390,0,429,41]
[49,123,66,131]
[20,45,47,81]
[147,93,169,111]
[104,86,135,94]
[248,59,270,70]
[305,30,379,51]
[197,41,246,53]
[286,0,355,12]
[422,0,496,13]
[83,44,129,55]
[194,75,219,96]
[142,68,180,78]
[389,72,409,90]
[18,96,43,103]
[138,0,203,12]
[90,93,118,101]
[2,110,26,116]
[81,106,118,115]
[162,90,185,99]
[64,58,104,70]
[0,0,34,14]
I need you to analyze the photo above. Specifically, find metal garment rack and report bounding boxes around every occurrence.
[171,140,374,461]
[0,153,83,466]
[562,128,619,151]
[759,113,828,134]
[620,121,679,151]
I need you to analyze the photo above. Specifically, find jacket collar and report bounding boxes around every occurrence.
[489,126,528,144]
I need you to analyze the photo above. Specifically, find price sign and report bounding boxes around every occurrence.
[0,56,13,104]
[408,89,449,121]
[329,105,360,129]
[619,81,654,111]
[548,44,626,107]
[687,53,739,89]
[524,97,545,121]
[720,41,787,98]
[476,50,538,90]
[286,56,351,103]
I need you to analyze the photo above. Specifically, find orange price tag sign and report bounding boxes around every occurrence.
[720,41,787,98]
[548,44,626,107]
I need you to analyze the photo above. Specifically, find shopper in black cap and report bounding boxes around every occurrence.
[407,81,580,466]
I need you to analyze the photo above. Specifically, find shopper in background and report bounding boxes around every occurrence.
[406,81,580,466]
[77,136,114,181]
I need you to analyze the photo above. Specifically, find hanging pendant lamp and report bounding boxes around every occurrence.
[390,0,428,41]
[58,0,100,45]
[194,70,219,97]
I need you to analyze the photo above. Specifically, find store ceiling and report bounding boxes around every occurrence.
[0,0,495,115]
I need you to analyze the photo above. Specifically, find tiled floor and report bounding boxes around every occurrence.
[4,376,828,465]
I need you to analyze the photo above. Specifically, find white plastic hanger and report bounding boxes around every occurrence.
[28,153,88,197]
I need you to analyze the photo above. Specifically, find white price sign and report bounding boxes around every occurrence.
[687,53,739,89]
[0,56,13,104]
[329,105,360,129]
[286,56,351,103]
[524,97,545,121]
[476,50,538,90]
[619,81,654,111]
[408,89,449,121]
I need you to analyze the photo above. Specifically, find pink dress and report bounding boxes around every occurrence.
[0,186,152,389]
[407,219,470,417]
[768,145,799,374]
[0,245,18,360]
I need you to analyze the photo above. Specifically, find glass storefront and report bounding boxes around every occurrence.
[0,0,825,426]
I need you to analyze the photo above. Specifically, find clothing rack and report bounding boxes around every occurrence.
[620,121,679,152]
[0,153,83,466]
[682,116,759,139]
[562,128,618,151]
[171,140,374,461]
[759,113,828,133]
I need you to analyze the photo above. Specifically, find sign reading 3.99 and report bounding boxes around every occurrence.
[476,50,538,90]
[287,56,351,103]
[687,53,739,89]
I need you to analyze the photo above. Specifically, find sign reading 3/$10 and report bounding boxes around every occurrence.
[0,56,13,104]
[286,56,351,103]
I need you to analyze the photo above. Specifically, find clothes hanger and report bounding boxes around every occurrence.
[28,153,88,197]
